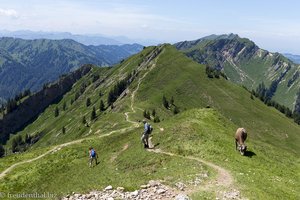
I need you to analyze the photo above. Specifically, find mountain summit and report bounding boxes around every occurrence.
[175,34,300,110]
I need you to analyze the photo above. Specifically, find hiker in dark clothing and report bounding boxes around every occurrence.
[141,120,152,148]
[89,147,98,167]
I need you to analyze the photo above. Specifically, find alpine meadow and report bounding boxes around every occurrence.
[0,44,299,199]
[0,1,300,200]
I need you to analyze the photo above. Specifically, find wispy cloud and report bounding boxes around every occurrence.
[0,8,19,19]
[0,0,299,53]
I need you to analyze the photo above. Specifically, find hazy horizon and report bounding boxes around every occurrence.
[1,0,300,54]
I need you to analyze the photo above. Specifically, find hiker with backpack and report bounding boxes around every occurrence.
[141,120,153,149]
[88,147,98,167]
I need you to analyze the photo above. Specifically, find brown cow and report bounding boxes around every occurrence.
[235,128,247,155]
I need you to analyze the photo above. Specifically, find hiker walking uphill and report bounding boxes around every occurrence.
[88,147,98,167]
[141,120,153,149]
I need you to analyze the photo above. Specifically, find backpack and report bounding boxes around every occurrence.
[147,124,153,134]
[91,149,96,157]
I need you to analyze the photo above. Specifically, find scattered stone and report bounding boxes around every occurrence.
[148,180,160,187]
[140,184,148,189]
[175,193,190,200]
[116,187,124,192]
[131,190,139,197]
[175,182,186,191]
[104,185,113,191]
[157,188,166,194]
[74,193,81,198]
[223,189,241,199]
[63,180,192,200]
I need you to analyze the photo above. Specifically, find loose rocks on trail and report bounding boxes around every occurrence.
[62,180,191,200]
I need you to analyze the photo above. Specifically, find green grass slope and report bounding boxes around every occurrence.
[0,45,299,199]
[136,45,299,154]
[175,34,300,110]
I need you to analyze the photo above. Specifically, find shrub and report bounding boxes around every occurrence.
[154,116,160,123]
[54,107,59,117]
[86,98,91,107]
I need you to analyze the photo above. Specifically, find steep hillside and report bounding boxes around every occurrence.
[0,65,93,144]
[175,34,300,111]
[0,45,299,199]
[0,37,143,101]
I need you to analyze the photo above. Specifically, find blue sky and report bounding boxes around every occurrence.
[0,0,300,54]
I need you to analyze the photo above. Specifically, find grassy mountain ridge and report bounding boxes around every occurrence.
[0,37,143,101]
[0,45,299,199]
[175,34,300,111]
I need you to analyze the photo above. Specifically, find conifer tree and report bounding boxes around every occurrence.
[152,109,156,117]
[100,100,105,111]
[86,98,91,107]
[54,107,59,117]
[82,116,87,124]
[170,96,174,105]
[173,106,180,114]
[163,95,169,109]
[25,134,32,144]
[154,115,160,123]
[91,106,97,120]
[0,144,5,157]
[63,102,67,111]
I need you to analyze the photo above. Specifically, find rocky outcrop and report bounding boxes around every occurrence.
[175,34,300,111]
[62,180,191,200]
[0,65,92,144]
[178,34,258,70]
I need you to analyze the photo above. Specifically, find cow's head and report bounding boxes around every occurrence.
[239,144,247,155]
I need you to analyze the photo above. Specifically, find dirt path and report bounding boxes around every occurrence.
[147,149,242,199]
[0,47,242,199]
[0,47,159,180]
[149,149,233,187]
[121,48,241,198]
[124,65,154,127]
[0,128,128,179]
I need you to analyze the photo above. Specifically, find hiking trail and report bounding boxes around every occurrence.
[121,47,243,199]
[0,46,243,199]
[147,149,242,199]
[0,47,160,180]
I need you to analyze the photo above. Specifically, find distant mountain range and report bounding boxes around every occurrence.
[0,37,143,102]
[283,53,300,64]
[1,45,299,200]
[175,34,300,110]
[0,30,162,46]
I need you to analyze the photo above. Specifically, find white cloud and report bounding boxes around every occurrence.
[0,8,19,19]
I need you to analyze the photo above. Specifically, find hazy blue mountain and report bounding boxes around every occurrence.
[283,53,300,64]
[0,30,163,46]
[0,30,122,45]
[0,37,143,101]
